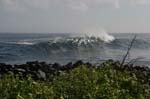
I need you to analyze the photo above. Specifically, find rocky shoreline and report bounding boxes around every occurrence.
[0,60,150,84]
[0,60,87,80]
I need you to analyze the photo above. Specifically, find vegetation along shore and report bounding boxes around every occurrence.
[0,60,149,99]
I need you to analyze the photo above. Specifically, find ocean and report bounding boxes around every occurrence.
[0,33,150,66]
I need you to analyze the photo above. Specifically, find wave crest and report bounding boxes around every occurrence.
[73,32,115,43]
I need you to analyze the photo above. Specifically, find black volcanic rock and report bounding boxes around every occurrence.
[0,60,149,84]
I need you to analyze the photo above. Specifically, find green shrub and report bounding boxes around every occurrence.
[52,65,150,99]
[0,73,54,99]
[0,62,149,99]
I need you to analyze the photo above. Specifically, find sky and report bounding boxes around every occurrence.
[0,0,150,33]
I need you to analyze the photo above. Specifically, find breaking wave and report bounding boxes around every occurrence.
[72,32,115,43]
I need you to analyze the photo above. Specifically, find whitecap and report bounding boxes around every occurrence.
[16,41,35,45]
[80,32,115,43]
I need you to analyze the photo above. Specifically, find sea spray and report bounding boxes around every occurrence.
[80,32,115,43]
[79,27,115,43]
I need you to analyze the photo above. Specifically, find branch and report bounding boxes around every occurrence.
[121,35,137,66]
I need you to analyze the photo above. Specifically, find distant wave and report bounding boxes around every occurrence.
[16,41,35,45]
[0,41,35,45]
[32,32,116,51]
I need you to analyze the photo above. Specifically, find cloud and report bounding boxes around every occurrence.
[1,0,18,11]
[0,0,54,12]
[1,0,150,13]
[130,0,150,5]
[67,0,121,11]
[0,0,121,12]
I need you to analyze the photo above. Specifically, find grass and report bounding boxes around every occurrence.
[0,60,150,99]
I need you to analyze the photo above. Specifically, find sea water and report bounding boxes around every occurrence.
[0,33,150,66]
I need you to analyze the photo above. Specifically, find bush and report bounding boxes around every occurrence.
[52,65,150,99]
[0,61,149,99]
[0,73,54,99]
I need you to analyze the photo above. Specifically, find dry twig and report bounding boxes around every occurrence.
[121,35,137,66]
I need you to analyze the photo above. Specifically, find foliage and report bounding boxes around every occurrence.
[0,61,149,99]
[0,73,53,99]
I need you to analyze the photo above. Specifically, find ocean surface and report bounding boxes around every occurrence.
[0,33,150,66]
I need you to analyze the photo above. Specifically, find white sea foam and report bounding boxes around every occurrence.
[16,41,35,45]
[80,32,115,43]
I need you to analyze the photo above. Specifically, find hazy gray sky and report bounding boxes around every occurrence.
[0,0,150,33]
